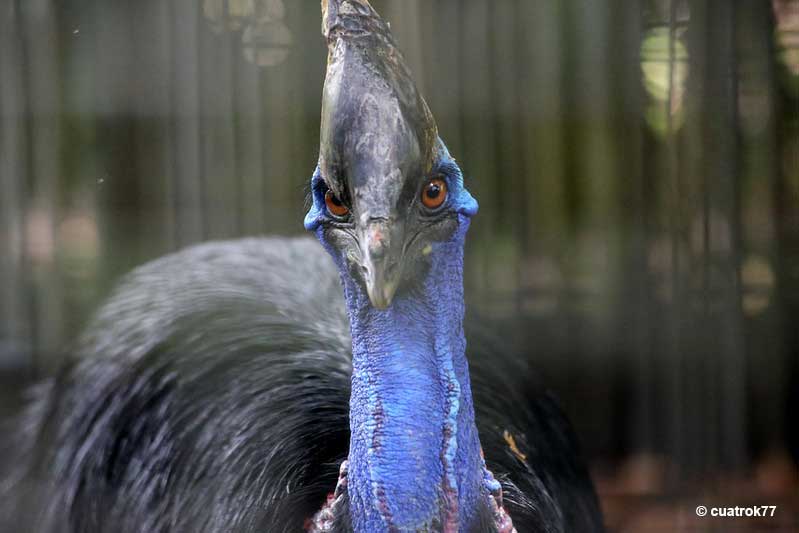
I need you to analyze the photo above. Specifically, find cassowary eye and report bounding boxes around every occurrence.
[325,190,350,218]
[421,178,448,210]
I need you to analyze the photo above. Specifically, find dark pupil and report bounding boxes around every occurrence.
[426,183,441,199]
[330,194,343,206]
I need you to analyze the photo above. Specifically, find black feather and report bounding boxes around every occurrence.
[1,238,603,532]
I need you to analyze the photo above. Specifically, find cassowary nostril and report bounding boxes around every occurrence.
[367,236,388,259]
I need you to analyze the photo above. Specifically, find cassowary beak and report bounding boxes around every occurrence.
[361,218,402,309]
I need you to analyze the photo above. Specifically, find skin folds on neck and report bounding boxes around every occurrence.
[334,217,487,532]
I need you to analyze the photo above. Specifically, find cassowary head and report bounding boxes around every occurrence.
[305,0,478,309]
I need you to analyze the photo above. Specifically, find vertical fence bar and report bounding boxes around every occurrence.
[664,0,687,480]
[235,49,267,235]
[706,0,747,472]
[490,0,525,315]
[612,0,650,462]
[132,0,178,257]
[0,2,32,373]
[171,0,205,246]
[199,8,239,241]
[772,1,799,465]
[458,0,498,301]
[19,0,65,374]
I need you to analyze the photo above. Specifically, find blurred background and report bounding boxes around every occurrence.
[1,0,797,531]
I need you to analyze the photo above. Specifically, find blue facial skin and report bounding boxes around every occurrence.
[305,141,483,531]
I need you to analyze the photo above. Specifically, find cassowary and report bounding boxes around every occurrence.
[0,1,604,532]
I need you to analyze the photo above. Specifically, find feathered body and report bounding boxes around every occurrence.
[2,1,606,530]
[2,238,602,532]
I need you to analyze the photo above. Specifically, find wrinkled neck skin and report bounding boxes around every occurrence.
[320,216,489,532]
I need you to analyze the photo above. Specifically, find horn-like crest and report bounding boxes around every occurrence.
[321,0,379,43]
[319,0,438,177]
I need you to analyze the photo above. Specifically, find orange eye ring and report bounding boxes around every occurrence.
[421,178,448,210]
[325,190,350,218]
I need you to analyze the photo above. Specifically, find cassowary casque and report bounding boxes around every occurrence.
[0,1,605,532]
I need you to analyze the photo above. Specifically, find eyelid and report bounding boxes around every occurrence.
[321,178,348,202]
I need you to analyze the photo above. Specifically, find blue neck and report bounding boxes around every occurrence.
[332,216,486,532]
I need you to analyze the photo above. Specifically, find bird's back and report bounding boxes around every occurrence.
[1,238,602,532]
[2,238,353,533]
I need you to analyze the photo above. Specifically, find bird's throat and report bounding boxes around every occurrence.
[340,217,487,532]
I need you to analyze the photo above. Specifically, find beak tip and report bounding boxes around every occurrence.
[370,299,391,310]
[366,283,397,310]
